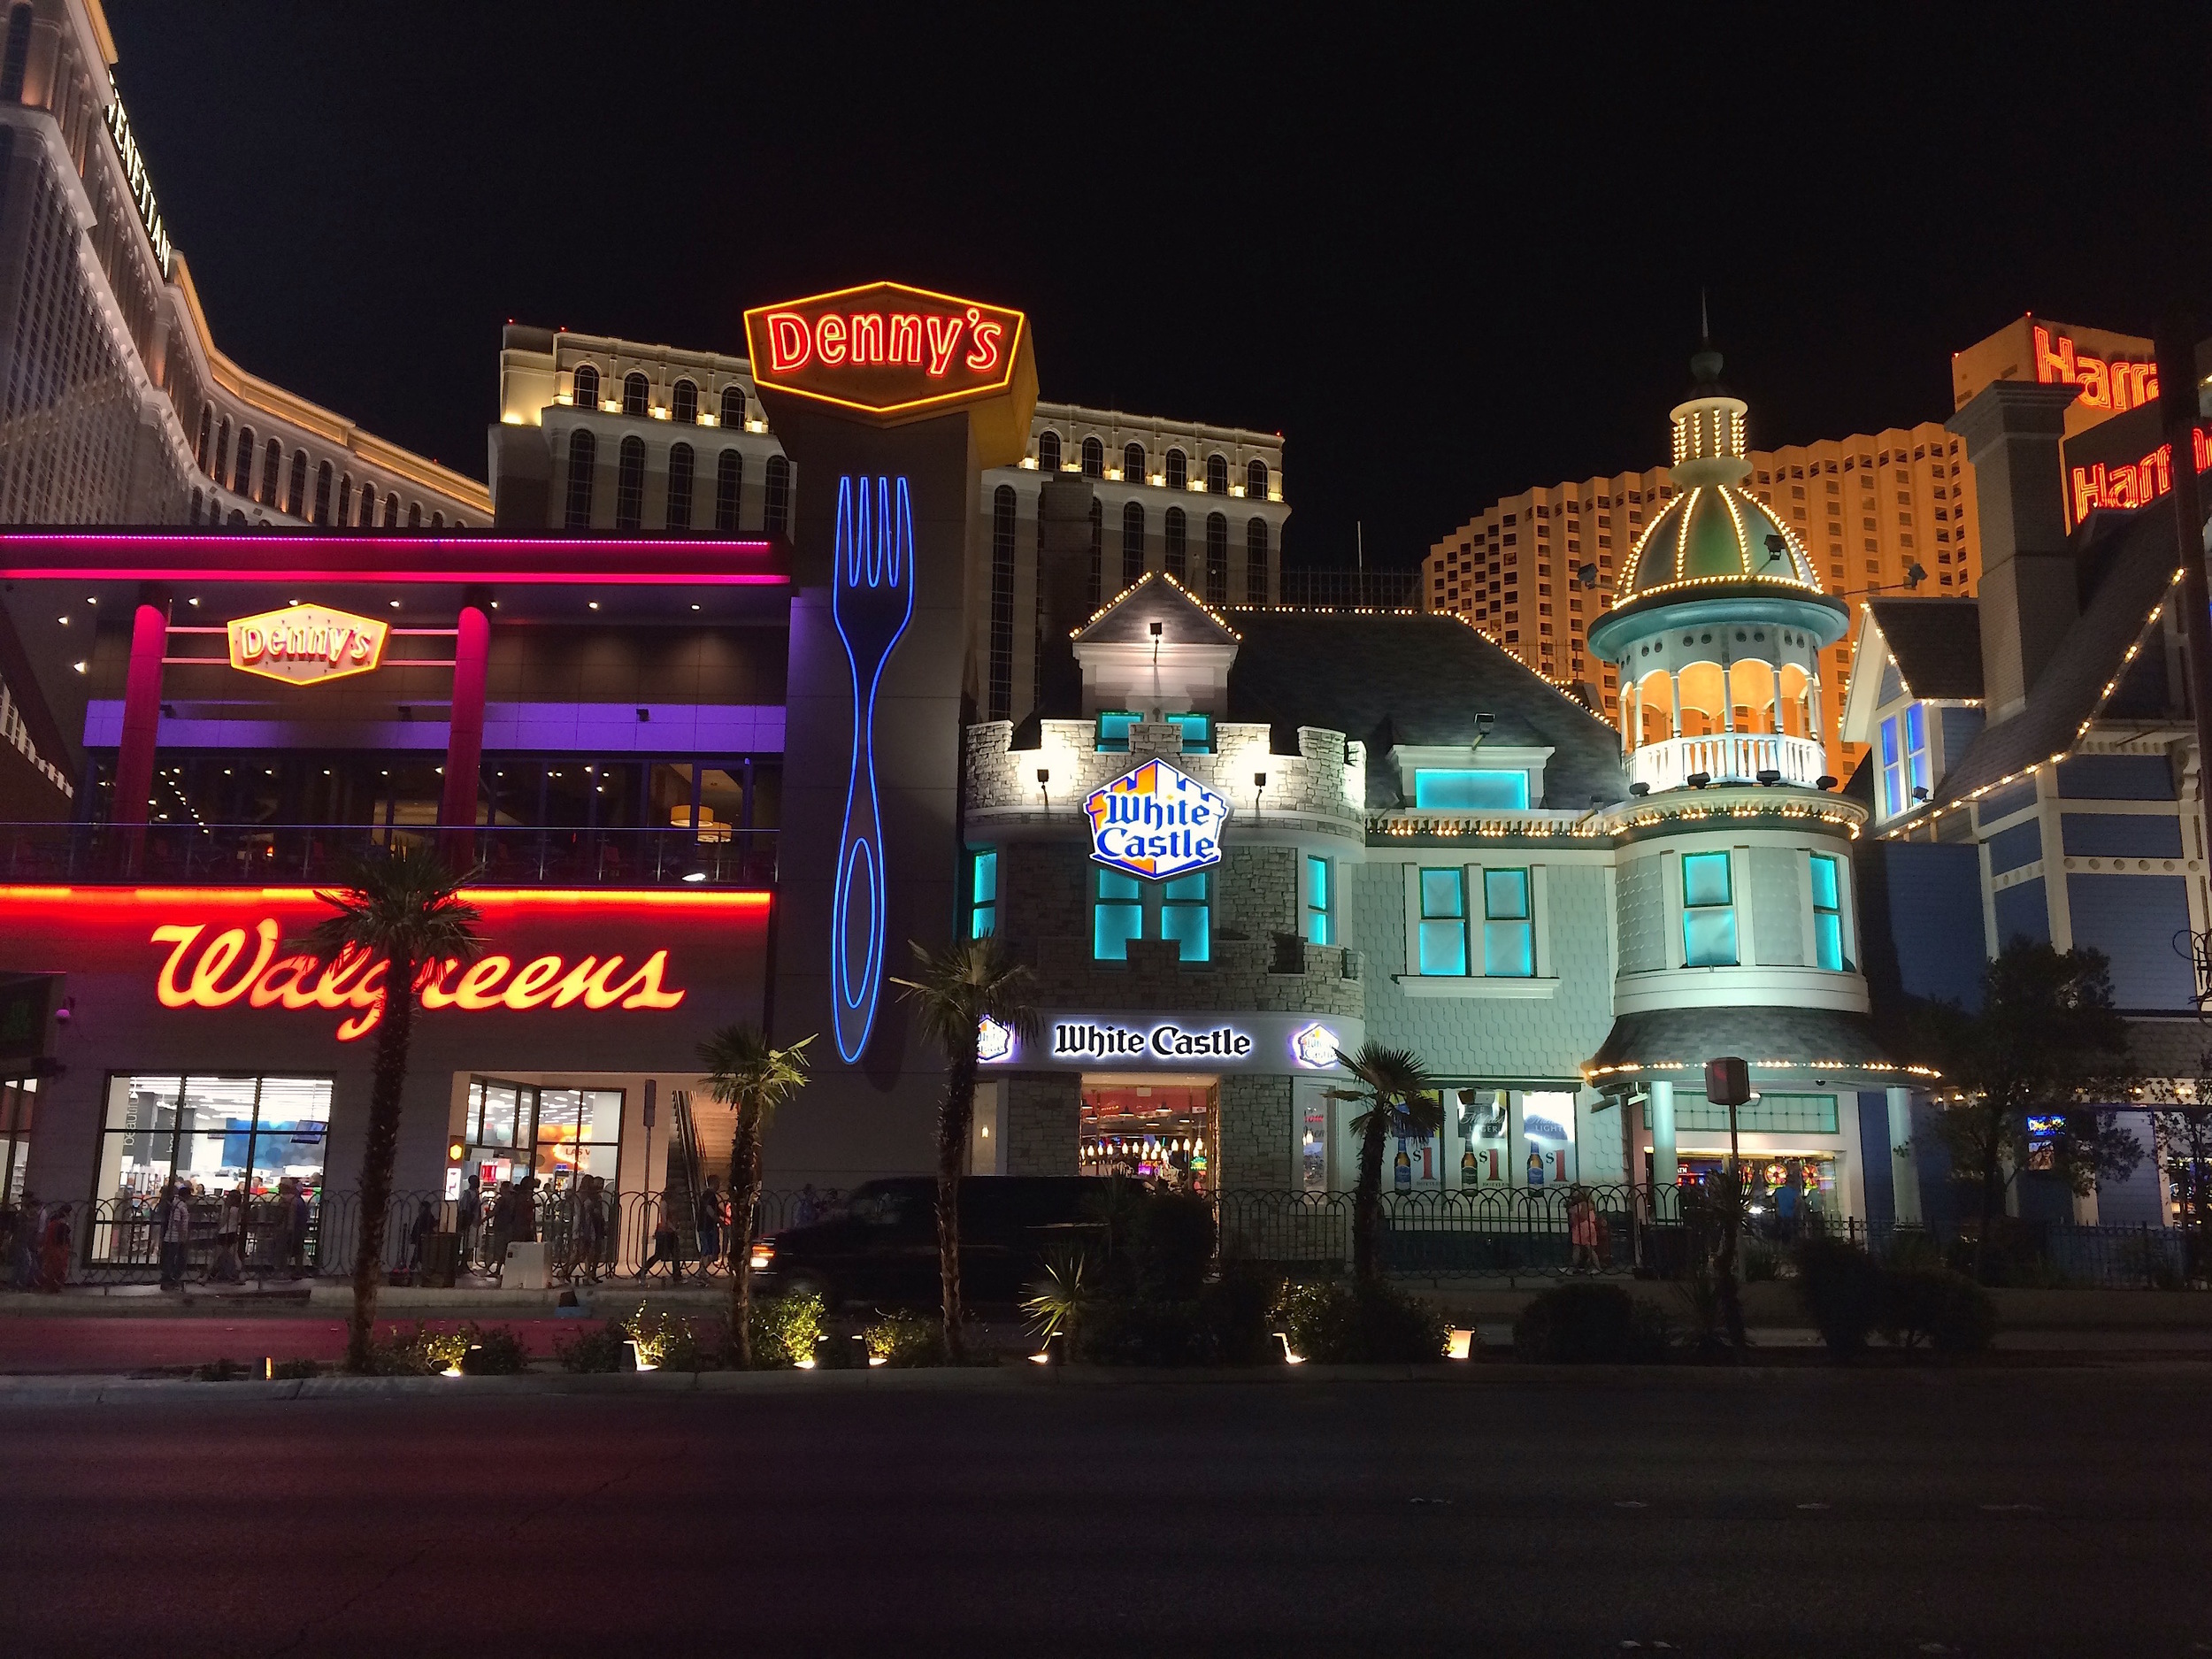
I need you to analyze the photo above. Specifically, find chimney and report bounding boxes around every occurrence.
[1946,380,2079,720]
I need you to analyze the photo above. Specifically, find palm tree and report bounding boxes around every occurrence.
[1325,1042,1441,1285]
[892,937,1039,1362]
[309,844,481,1372]
[697,1024,815,1367]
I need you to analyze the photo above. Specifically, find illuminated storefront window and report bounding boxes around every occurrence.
[461,1078,622,1194]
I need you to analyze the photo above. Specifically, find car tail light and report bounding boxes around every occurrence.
[749,1239,775,1271]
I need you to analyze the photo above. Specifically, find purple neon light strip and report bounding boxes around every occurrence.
[0,531,786,586]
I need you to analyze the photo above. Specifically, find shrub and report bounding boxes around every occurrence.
[624,1304,726,1372]
[1278,1280,1448,1364]
[746,1292,826,1369]
[554,1319,632,1373]
[1071,1296,1210,1365]
[268,1357,323,1381]
[864,1308,941,1368]
[1880,1266,1997,1355]
[1792,1237,1883,1358]
[367,1322,471,1375]
[1199,1264,1284,1366]
[1512,1281,1670,1363]
[459,1326,529,1375]
[195,1356,249,1382]
[1742,1244,1783,1284]
[1129,1191,1217,1302]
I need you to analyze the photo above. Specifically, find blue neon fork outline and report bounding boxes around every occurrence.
[829,475,914,1062]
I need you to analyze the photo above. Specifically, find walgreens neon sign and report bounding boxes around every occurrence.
[150,918,687,1042]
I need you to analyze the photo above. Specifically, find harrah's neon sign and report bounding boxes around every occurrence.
[2072,426,2212,520]
[150,918,685,1042]
[2036,325,2160,413]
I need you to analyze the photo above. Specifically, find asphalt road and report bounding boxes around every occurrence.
[4,1368,2207,1658]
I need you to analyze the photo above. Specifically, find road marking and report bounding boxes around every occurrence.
[1614,1500,1647,1509]
[1795,1502,1830,1509]
[1407,1497,1453,1506]
[1978,1502,2042,1512]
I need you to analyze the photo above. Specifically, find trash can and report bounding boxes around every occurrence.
[420,1230,461,1289]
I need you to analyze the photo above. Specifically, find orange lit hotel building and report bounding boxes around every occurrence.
[1423,315,2162,782]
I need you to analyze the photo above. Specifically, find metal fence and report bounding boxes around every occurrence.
[4,1187,836,1289]
[0,822,776,887]
[8,1183,2196,1292]
[1274,569,1423,610]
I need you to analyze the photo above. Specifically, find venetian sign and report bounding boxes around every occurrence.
[227,603,389,686]
[1085,759,1229,880]
[741,283,1037,462]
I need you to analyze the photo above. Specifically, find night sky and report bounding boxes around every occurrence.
[105,4,2211,571]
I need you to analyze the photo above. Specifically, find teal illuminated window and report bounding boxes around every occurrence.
[969,849,997,939]
[1482,868,1533,976]
[1164,712,1212,753]
[1811,854,1846,971]
[1413,770,1528,810]
[1306,855,1333,946]
[1681,851,1737,967]
[1162,871,1210,962]
[1418,868,1469,975]
[1093,868,1143,960]
[1095,710,1141,753]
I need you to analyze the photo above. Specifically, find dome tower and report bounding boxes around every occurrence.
[1587,341,1849,794]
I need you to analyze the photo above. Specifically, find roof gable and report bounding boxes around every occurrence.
[1071,572,1240,647]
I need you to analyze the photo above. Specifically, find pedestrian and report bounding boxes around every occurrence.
[649,1188,682,1283]
[487,1180,515,1280]
[513,1173,540,1243]
[795,1182,822,1227]
[570,1175,605,1284]
[457,1173,482,1272]
[157,1177,191,1289]
[1567,1186,1600,1274]
[8,1193,37,1289]
[209,1184,246,1285]
[408,1194,438,1278]
[287,1179,313,1278]
[695,1175,724,1271]
[35,1203,71,1293]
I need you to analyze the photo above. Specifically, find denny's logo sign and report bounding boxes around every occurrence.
[227,603,388,686]
[150,918,686,1042]
[743,281,1032,427]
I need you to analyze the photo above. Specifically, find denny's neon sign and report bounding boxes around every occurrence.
[743,282,1028,421]
[150,918,687,1041]
[227,603,388,686]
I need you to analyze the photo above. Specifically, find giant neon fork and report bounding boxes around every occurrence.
[829,475,916,1063]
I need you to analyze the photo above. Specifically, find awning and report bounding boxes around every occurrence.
[1585,1005,1934,1086]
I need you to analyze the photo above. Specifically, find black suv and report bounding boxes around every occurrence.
[749,1176,1110,1310]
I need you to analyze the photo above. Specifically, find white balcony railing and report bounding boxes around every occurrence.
[1630,733,1826,794]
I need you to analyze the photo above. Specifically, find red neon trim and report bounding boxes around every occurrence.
[0,532,787,588]
[0,885,771,910]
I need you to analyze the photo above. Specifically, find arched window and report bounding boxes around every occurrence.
[383,491,399,527]
[1037,430,1062,472]
[259,438,280,504]
[430,511,444,529]
[336,473,352,526]
[1205,453,1228,495]
[666,442,695,530]
[357,482,376,527]
[212,419,230,489]
[1087,498,1103,609]
[227,509,245,526]
[406,502,422,528]
[671,379,698,425]
[622,372,649,417]
[284,449,308,517]
[190,488,204,523]
[231,426,253,494]
[764,454,791,536]
[572,363,601,410]
[1204,511,1228,602]
[1247,458,1269,500]
[1080,435,1104,478]
[565,428,596,528]
[1245,517,1268,603]
[1164,507,1187,580]
[0,6,31,103]
[311,460,332,525]
[1124,442,1145,483]
[1164,449,1187,491]
[1121,501,1145,589]
[719,384,745,427]
[615,434,646,529]
[715,449,742,532]
[196,406,211,470]
[988,485,1017,721]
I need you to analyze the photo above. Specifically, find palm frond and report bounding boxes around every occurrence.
[697,1025,815,1122]
[891,936,1041,1056]
[307,843,482,972]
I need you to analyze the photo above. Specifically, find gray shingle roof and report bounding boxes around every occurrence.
[1865,596,1983,701]
[1071,572,1240,646]
[1589,1005,1919,1077]
[1928,501,2182,810]
[1223,611,1627,810]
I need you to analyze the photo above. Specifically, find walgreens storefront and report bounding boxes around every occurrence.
[0,884,768,1275]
